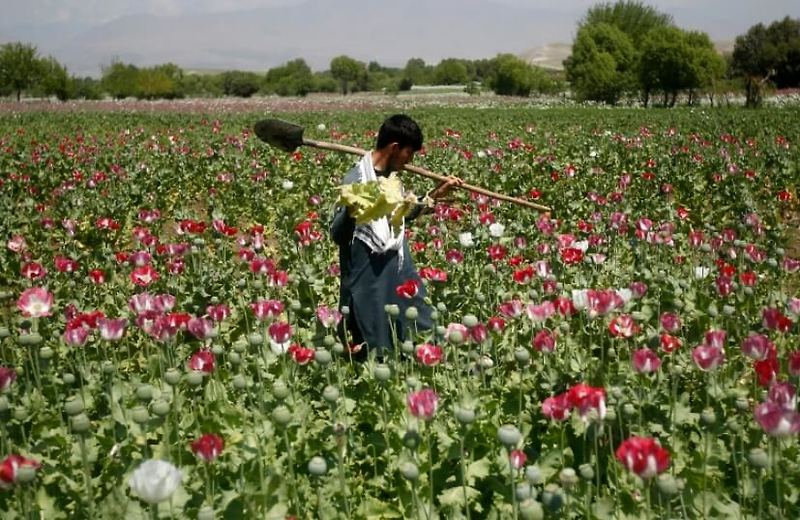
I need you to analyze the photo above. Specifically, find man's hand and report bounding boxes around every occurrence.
[428,176,463,200]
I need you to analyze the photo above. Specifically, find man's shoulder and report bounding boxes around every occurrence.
[341,163,360,185]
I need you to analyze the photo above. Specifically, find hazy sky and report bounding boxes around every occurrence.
[3,0,797,32]
[1,0,798,76]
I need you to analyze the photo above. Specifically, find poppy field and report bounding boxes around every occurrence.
[0,103,799,519]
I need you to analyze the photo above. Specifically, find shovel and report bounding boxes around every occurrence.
[254,118,551,212]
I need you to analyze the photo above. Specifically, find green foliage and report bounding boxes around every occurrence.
[402,58,432,87]
[580,0,673,46]
[0,42,44,101]
[264,59,315,97]
[565,23,636,104]
[36,56,73,101]
[220,70,262,98]
[487,54,556,97]
[71,77,102,100]
[434,59,468,86]
[101,61,139,99]
[330,55,366,95]
[732,16,800,107]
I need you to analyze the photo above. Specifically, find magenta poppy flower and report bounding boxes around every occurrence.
[190,434,224,462]
[187,349,215,373]
[415,343,443,367]
[632,348,662,373]
[615,436,670,479]
[407,388,438,421]
[17,287,54,318]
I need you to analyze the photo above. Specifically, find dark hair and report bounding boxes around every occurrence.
[376,114,423,151]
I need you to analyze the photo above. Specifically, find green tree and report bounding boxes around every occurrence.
[135,67,176,99]
[580,0,673,46]
[486,54,552,97]
[330,55,365,95]
[72,76,102,100]
[433,58,468,85]
[0,42,44,101]
[402,58,431,87]
[265,59,315,96]
[220,71,261,97]
[565,23,636,104]
[101,60,139,99]
[732,17,800,107]
[38,56,73,100]
[685,31,727,105]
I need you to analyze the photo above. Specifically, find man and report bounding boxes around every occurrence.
[330,114,460,358]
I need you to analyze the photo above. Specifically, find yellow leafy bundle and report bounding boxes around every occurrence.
[338,174,423,228]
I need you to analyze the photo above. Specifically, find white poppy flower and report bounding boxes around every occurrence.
[129,460,182,505]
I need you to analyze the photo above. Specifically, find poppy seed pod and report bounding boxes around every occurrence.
[497,424,522,447]
[308,456,328,476]
[400,462,419,481]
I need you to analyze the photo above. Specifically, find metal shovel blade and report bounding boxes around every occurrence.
[253,119,305,152]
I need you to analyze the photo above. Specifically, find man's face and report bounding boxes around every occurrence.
[388,144,416,172]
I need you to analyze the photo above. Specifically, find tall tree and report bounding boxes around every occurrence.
[732,17,800,107]
[565,22,636,104]
[580,0,673,46]
[330,55,365,95]
[0,42,43,101]
[434,58,468,85]
[38,56,72,101]
[101,60,139,99]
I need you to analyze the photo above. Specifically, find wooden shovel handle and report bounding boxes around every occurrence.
[303,138,551,212]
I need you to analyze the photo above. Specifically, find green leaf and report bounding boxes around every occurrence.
[359,498,403,518]
[591,496,615,520]
[438,485,480,509]
[466,457,492,482]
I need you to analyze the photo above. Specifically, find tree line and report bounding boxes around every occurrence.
[0,2,797,107]
[564,2,800,107]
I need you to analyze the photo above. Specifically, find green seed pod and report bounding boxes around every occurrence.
[699,244,712,253]
[735,396,749,411]
[385,304,400,317]
[405,306,419,321]
[436,325,448,338]
[322,335,336,347]
[775,247,785,257]
[622,403,636,417]
[197,505,215,520]
[748,448,769,469]
[232,374,247,390]
[308,456,328,476]
[707,303,719,317]
[13,407,27,421]
[0,396,9,413]
[228,352,241,366]
[15,465,37,484]
[373,364,392,382]
[290,300,302,311]
[70,413,91,433]
[525,465,543,485]
[462,314,479,328]
[656,474,679,496]
[315,349,332,366]
[559,468,578,488]
[341,306,350,316]
[518,499,544,520]
[136,385,154,402]
[101,360,115,375]
[497,424,522,447]
[0,327,10,339]
[540,484,563,512]
[514,348,531,365]
[400,462,419,481]
[743,287,754,296]
[186,370,205,387]
[63,373,76,385]
[476,293,486,303]
[403,429,421,450]
[483,264,496,274]
[332,342,345,354]
[516,483,532,501]
[247,332,264,346]
[18,333,43,346]
[131,406,150,424]
[164,368,182,386]
[272,380,290,400]
[405,376,419,390]
[448,330,465,345]
[604,407,617,422]
[253,280,264,290]
[578,463,594,481]
[700,408,716,426]
[401,340,415,354]
[322,385,339,404]
[272,405,292,426]
[722,305,735,316]
[436,302,447,312]
[725,418,740,433]
[232,338,248,353]
[151,400,170,417]
[609,386,623,399]
[38,346,54,360]
[211,344,223,355]
[455,406,476,425]
[193,238,205,247]
[767,258,778,268]
[430,310,439,321]
[64,397,84,416]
